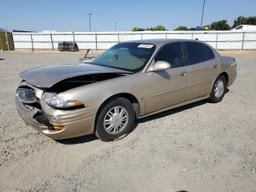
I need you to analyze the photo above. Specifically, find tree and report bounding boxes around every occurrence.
[233,16,256,28]
[174,26,188,31]
[132,25,166,31]
[132,27,145,31]
[151,25,166,31]
[211,20,231,30]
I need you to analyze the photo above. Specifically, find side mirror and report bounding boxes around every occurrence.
[148,60,171,72]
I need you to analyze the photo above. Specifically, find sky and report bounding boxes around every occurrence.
[1,0,256,32]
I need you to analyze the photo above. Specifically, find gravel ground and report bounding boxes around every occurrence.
[0,51,256,192]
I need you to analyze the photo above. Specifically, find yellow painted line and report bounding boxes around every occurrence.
[218,50,256,55]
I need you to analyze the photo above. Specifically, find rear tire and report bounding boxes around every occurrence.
[209,75,227,103]
[95,98,136,142]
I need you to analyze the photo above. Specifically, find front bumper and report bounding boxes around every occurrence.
[15,95,96,140]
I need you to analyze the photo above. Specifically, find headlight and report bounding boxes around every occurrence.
[42,92,84,109]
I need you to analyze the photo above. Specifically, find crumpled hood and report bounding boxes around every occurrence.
[20,64,130,88]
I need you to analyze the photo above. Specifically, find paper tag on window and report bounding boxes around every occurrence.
[137,44,154,49]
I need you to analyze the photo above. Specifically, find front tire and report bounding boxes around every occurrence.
[95,98,136,141]
[209,75,227,103]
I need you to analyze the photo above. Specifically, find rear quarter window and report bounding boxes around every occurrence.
[204,44,215,60]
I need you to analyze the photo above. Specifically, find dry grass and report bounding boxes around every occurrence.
[218,50,256,55]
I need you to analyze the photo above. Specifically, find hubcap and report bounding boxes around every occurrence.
[214,80,224,98]
[103,106,129,134]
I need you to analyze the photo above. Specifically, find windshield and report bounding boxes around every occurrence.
[91,42,156,72]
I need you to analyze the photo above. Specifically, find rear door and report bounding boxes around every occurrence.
[183,42,217,99]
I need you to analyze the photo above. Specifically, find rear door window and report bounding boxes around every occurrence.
[185,42,214,65]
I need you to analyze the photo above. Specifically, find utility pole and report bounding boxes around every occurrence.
[88,13,92,32]
[200,0,206,28]
[115,22,117,32]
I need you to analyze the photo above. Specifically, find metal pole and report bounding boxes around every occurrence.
[30,34,34,52]
[88,13,92,32]
[215,32,219,49]
[72,32,76,42]
[115,22,117,32]
[242,32,245,50]
[117,32,120,43]
[95,33,98,50]
[200,0,206,28]
[50,33,54,50]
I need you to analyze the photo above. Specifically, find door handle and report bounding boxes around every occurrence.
[213,65,217,69]
[180,72,187,76]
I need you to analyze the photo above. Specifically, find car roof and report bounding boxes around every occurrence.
[127,39,200,47]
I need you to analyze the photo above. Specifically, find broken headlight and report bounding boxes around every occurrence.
[42,92,84,109]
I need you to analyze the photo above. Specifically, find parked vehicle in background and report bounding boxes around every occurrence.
[232,25,256,31]
[58,42,79,51]
[16,39,237,141]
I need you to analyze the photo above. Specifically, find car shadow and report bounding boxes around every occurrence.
[139,99,207,123]
[56,134,98,145]
[57,99,209,145]
[139,87,230,124]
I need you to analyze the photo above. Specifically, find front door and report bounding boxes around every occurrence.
[144,43,190,114]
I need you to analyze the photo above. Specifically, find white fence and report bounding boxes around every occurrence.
[13,31,256,50]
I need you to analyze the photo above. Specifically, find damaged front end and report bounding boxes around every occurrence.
[16,84,54,130]
[16,65,129,139]
[48,73,126,92]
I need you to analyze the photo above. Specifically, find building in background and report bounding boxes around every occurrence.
[0,28,15,50]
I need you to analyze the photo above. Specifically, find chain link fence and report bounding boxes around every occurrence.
[13,31,256,50]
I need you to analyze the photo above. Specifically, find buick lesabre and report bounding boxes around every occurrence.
[16,39,237,141]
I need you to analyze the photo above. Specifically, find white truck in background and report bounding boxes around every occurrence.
[232,25,256,31]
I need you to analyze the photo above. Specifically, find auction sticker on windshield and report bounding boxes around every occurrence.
[137,44,154,49]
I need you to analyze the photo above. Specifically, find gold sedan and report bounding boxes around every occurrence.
[16,39,237,141]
